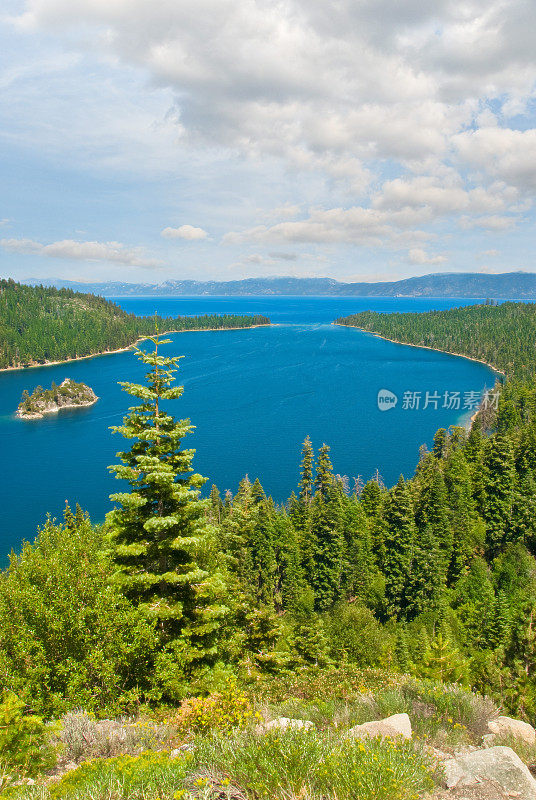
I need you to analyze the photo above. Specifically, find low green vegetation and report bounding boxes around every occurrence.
[3,734,436,800]
[0,508,157,716]
[0,672,499,798]
[190,728,435,800]
[0,693,55,780]
[10,751,192,800]
[0,279,269,370]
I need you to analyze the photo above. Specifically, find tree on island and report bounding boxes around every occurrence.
[106,333,228,697]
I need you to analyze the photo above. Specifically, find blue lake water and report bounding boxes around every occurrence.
[0,296,499,557]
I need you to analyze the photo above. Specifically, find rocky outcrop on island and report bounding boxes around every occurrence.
[17,378,98,419]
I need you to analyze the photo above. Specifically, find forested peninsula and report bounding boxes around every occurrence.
[0,279,270,370]
[336,301,536,378]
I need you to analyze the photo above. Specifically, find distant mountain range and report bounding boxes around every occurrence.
[26,272,536,298]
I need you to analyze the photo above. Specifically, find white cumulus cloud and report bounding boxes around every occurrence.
[161,225,208,240]
[0,237,163,267]
[408,248,448,265]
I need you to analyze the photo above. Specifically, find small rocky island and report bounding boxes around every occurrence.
[17,378,98,419]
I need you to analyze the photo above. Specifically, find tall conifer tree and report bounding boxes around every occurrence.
[315,443,334,498]
[482,432,516,554]
[383,476,416,618]
[298,436,314,504]
[107,334,226,665]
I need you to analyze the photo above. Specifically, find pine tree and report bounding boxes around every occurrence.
[310,471,344,611]
[508,474,536,550]
[221,476,257,592]
[20,388,30,412]
[405,526,444,619]
[361,478,386,567]
[432,428,449,459]
[290,591,330,667]
[418,632,468,684]
[242,606,287,673]
[106,333,227,667]
[453,557,495,649]
[341,495,376,601]
[488,591,512,649]
[482,432,516,555]
[209,484,223,524]
[383,476,416,618]
[298,436,314,504]
[409,625,430,665]
[271,512,302,610]
[395,625,411,672]
[464,415,484,463]
[444,449,484,581]
[250,486,277,604]
[516,421,536,475]
[315,444,333,499]
[415,467,452,582]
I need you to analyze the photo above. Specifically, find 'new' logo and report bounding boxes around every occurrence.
[377,389,398,411]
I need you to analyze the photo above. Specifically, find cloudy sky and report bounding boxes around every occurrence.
[0,0,535,284]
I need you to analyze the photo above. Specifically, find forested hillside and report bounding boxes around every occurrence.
[0,279,269,369]
[336,301,536,378]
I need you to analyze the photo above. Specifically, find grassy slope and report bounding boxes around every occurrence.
[4,670,520,800]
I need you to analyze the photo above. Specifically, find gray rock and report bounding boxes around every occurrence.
[346,712,412,741]
[488,715,536,745]
[441,746,536,799]
[443,757,471,789]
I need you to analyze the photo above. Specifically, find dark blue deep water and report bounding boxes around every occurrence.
[0,296,499,556]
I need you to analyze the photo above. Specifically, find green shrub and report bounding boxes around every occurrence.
[0,514,158,717]
[51,753,190,800]
[0,693,55,778]
[327,604,394,666]
[3,752,191,800]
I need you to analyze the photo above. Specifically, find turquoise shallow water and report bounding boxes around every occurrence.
[0,296,498,556]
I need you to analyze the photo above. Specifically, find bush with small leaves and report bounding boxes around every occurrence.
[0,693,56,779]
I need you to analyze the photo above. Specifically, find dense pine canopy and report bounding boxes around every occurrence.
[0,279,269,370]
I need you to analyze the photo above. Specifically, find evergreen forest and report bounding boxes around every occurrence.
[0,279,269,370]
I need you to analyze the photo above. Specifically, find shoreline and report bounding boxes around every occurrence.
[17,396,99,420]
[334,322,505,377]
[0,324,270,375]
[335,322,504,430]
